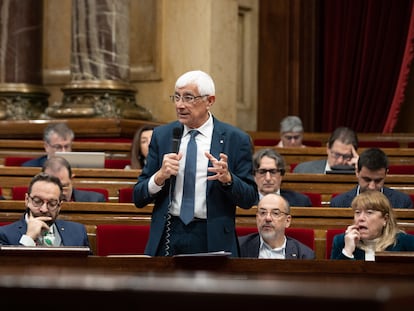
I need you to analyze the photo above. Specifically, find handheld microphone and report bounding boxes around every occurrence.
[172,126,183,153]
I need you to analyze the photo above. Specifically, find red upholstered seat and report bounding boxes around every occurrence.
[96,224,150,256]
[104,159,131,169]
[325,228,346,259]
[388,165,414,175]
[302,192,322,207]
[236,227,315,250]
[11,186,28,200]
[253,138,278,146]
[4,157,34,166]
[118,187,133,203]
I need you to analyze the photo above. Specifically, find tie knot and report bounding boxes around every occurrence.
[189,130,199,139]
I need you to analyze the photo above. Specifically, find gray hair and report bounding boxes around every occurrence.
[280,116,303,133]
[175,70,215,96]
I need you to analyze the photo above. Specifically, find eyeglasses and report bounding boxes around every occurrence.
[255,168,285,176]
[330,151,353,161]
[283,135,301,141]
[169,94,209,104]
[47,143,72,151]
[28,195,61,211]
[257,209,289,219]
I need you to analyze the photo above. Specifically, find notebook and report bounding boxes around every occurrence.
[55,152,105,168]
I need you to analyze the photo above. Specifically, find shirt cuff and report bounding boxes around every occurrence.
[342,248,354,259]
[19,234,36,246]
[148,174,163,195]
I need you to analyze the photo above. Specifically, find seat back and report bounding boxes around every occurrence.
[4,157,34,166]
[11,186,28,200]
[236,226,315,250]
[104,159,131,169]
[302,192,322,207]
[325,228,346,259]
[388,165,414,174]
[118,187,133,203]
[358,141,400,148]
[95,224,150,256]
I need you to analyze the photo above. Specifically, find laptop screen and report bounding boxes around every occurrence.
[55,152,105,168]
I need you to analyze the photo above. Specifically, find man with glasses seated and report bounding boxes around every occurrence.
[22,122,74,167]
[238,193,315,259]
[330,148,412,208]
[254,148,312,206]
[293,126,359,174]
[276,115,306,148]
[0,173,91,249]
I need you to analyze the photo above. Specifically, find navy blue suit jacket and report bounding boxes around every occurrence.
[330,186,413,209]
[330,232,414,260]
[0,215,90,250]
[72,188,106,202]
[238,233,315,259]
[280,189,312,207]
[22,155,47,167]
[133,117,258,257]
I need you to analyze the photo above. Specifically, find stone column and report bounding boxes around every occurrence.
[47,0,152,120]
[0,0,49,120]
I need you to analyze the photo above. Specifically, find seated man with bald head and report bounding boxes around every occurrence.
[238,193,315,259]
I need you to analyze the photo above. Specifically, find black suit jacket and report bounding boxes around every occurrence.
[238,232,315,259]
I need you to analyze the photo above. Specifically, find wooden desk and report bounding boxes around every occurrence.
[0,166,140,202]
[0,256,412,308]
[1,201,414,259]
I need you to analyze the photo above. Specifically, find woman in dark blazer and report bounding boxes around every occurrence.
[331,190,414,260]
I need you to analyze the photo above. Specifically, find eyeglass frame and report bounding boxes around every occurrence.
[283,134,302,141]
[255,168,286,176]
[329,150,353,161]
[256,208,290,219]
[28,194,61,211]
[46,142,72,151]
[169,94,209,104]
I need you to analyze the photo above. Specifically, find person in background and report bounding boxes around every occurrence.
[253,148,312,206]
[125,125,156,170]
[276,116,306,148]
[0,172,91,249]
[239,193,315,259]
[330,148,412,208]
[133,70,258,257]
[293,126,359,174]
[330,190,414,260]
[42,156,106,202]
[22,123,74,167]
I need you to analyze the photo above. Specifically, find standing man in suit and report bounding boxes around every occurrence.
[330,148,412,208]
[239,193,315,259]
[22,122,75,167]
[42,156,106,202]
[293,126,359,173]
[0,172,91,249]
[253,148,312,206]
[133,70,258,257]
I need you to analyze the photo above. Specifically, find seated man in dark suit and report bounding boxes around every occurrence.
[293,126,359,174]
[42,156,106,202]
[238,193,315,259]
[330,147,412,208]
[0,172,91,248]
[22,122,74,167]
[253,148,312,206]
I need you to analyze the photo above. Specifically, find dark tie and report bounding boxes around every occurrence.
[180,130,199,225]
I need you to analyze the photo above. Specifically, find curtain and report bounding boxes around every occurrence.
[321,0,414,132]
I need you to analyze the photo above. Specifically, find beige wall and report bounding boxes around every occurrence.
[42,0,258,130]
